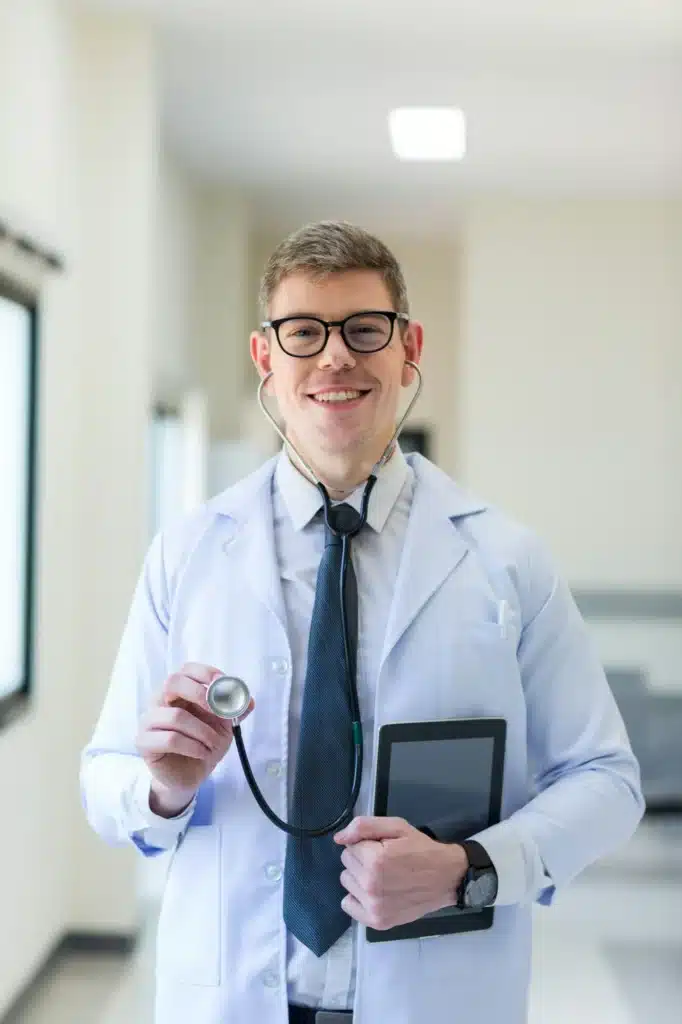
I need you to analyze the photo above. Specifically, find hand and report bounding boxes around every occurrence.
[334,816,468,931]
[136,662,254,815]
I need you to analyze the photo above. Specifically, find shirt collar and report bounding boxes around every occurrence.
[275,444,409,534]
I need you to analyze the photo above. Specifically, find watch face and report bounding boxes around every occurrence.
[464,871,498,909]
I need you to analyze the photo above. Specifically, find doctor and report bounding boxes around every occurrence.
[81,220,644,1024]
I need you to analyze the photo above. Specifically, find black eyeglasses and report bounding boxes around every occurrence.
[261,310,410,358]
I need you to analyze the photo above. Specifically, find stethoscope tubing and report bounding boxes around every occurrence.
[224,362,422,838]
[230,518,364,837]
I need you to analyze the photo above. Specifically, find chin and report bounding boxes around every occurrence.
[318,427,379,458]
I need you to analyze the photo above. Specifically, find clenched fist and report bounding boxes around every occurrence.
[136,662,254,817]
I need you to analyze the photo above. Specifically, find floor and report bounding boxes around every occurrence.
[10,817,682,1023]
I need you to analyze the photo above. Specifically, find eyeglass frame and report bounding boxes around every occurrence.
[260,310,410,358]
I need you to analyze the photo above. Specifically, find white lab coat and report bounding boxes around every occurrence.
[81,453,644,1024]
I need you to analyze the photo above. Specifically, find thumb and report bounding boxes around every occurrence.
[334,815,412,846]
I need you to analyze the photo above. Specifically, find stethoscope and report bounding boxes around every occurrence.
[205,360,423,838]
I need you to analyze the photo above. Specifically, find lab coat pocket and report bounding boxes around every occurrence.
[443,622,521,718]
[155,825,222,986]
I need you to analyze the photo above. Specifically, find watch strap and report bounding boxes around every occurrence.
[460,839,494,871]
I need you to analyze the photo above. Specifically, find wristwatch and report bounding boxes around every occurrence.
[455,840,498,910]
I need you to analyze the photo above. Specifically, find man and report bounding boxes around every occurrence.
[81,221,644,1024]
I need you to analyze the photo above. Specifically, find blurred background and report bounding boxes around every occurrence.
[1,0,681,1021]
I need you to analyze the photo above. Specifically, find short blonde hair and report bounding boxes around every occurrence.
[258,220,409,319]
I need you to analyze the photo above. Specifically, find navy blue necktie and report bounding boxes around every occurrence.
[283,503,362,957]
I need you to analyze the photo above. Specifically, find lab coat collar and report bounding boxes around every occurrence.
[208,450,487,527]
[208,452,488,651]
[377,454,488,664]
[273,444,410,533]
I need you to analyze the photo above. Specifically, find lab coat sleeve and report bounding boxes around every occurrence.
[470,532,645,906]
[80,530,197,856]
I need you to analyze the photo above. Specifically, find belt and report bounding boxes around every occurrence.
[288,1005,352,1023]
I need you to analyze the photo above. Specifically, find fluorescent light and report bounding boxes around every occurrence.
[389,107,466,161]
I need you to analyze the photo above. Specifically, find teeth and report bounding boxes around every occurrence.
[313,390,363,403]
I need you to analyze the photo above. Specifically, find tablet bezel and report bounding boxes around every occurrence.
[367,717,506,943]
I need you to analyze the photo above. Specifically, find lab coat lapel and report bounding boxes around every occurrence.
[380,456,486,669]
[213,457,287,635]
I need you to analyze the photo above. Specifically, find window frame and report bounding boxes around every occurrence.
[0,273,40,731]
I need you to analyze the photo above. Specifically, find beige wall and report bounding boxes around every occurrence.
[0,3,157,1013]
[193,187,251,441]
[459,197,682,586]
[154,144,197,407]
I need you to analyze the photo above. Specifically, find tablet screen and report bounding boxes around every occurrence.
[369,719,505,941]
[386,737,495,842]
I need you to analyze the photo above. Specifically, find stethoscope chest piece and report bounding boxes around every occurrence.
[206,675,251,720]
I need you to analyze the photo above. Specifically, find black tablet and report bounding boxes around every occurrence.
[368,717,506,943]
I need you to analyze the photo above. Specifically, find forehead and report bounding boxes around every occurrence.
[269,270,393,319]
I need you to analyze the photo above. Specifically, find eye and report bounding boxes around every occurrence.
[279,318,325,344]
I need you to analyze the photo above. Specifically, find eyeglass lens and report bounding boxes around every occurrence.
[277,313,393,356]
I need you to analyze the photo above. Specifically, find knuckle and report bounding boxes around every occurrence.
[162,707,183,730]
[365,876,382,899]
[367,895,382,916]
[161,676,182,702]
[367,848,384,873]
[368,904,389,930]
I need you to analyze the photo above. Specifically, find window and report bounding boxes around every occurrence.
[149,403,184,537]
[0,276,39,728]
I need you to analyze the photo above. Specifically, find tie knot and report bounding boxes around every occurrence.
[324,502,362,545]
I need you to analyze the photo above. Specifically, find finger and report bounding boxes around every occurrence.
[340,893,372,927]
[163,676,237,733]
[232,696,256,725]
[340,843,371,876]
[138,730,209,761]
[163,673,212,710]
[180,663,224,686]
[335,816,412,846]
[340,868,368,906]
[146,706,223,753]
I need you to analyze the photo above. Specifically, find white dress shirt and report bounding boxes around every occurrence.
[273,446,414,1011]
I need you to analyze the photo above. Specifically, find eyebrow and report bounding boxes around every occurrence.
[267,309,394,321]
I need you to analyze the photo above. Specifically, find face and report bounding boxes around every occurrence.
[250,270,423,471]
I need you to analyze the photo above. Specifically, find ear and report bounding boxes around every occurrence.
[401,320,424,387]
[250,330,273,382]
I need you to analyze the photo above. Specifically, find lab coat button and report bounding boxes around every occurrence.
[265,863,282,882]
[271,657,289,675]
[266,760,283,778]
[263,970,279,988]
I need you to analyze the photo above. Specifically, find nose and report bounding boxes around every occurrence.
[317,325,356,370]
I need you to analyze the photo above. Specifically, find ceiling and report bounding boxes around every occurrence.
[81,1,682,234]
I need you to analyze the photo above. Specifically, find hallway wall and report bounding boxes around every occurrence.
[0,3,158,1014]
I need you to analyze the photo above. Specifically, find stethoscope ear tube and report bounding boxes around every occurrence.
[257,360,423,483]
[212,357,423,838]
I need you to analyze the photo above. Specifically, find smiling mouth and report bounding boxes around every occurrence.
[309,389,371,405]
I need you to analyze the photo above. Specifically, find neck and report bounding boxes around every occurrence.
[286,437,395,500]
